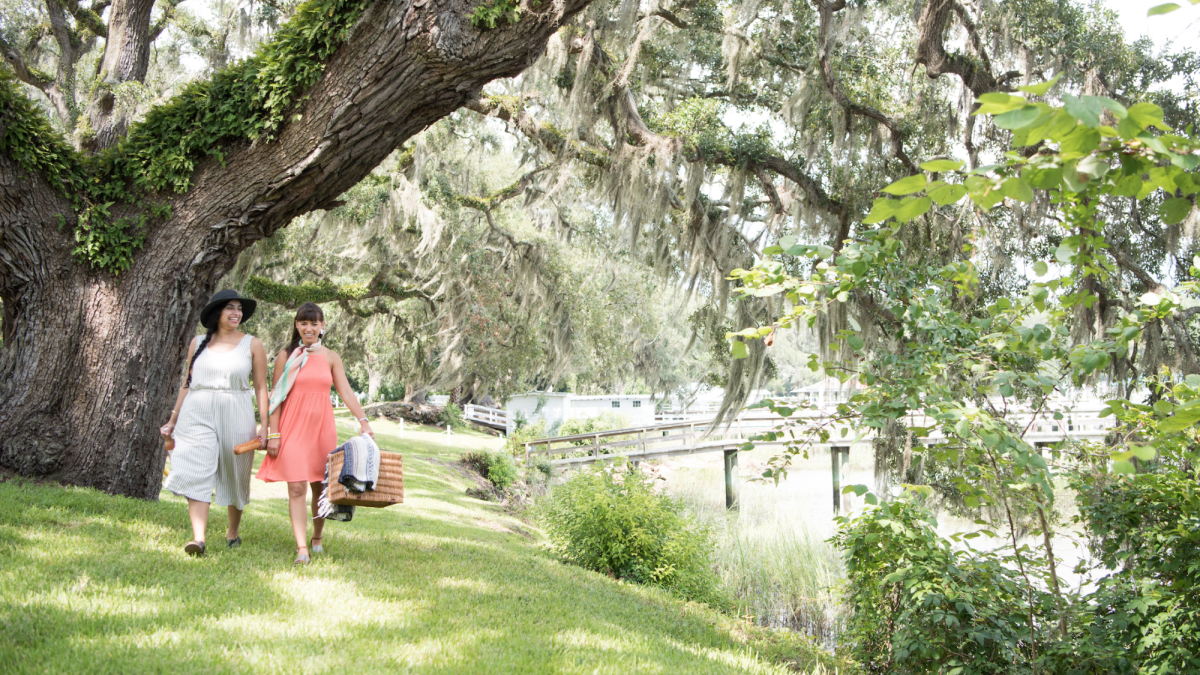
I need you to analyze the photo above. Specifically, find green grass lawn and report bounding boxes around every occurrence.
[0,417,824,674]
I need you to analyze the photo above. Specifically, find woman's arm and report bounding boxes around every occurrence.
[326,350,374,438]
[160,338,198,438]
[250,338,270,444]
[265,349,290,456]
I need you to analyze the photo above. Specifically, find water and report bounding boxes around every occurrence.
[657,441,1092,645]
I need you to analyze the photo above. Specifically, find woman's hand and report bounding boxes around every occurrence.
[160,421,175,439]
[359,420,374,439]
[257,424,268,445]
[266,437,280,457]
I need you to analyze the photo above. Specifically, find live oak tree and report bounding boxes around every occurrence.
[0,0,593,498]
[2,0,1195,499]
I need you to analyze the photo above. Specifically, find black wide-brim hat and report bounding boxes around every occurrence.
[200,289,257,329]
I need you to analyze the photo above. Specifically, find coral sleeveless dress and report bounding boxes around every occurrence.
[257,350,338,483]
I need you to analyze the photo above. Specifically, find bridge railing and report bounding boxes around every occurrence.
[463,404,507,429]
[521,414,809,467]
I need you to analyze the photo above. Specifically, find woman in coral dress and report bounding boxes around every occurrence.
[258,302,373,564]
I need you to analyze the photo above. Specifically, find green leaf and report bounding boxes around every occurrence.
[1162,198,1192,224]
[1112,460,1136,474]
[974,93,1029,116]
[920,159,965,172]
[862,198,900,224]
[1112,174,1143,197]
[928,183,968,206]
[882,174,928,195]
[1055,243,1074,264]
[893,197,933,223]
[1000,177,1034,203]
[1131,445,1157,461]
[731,340,748,359]
[1063,94,1103,127]
[848,334,865,350]
[1017,74,1061,96]
[994,105,1043,130]
[1033,261,1048,277]
[1159,410,1200,432]
[1059,126,1100,158]
[1127,102,1169,131]
[1148,2,1181,14]
[1095,96,1128,119]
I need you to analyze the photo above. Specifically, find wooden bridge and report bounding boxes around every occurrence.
[463,404,507,431]
[521,402,1115,513]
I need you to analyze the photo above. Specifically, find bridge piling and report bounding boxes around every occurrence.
[832,446,849,514]
[724,448,739,510]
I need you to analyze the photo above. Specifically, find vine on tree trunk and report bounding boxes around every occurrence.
[1,0,373,273]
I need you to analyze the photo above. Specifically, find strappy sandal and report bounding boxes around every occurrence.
[184,541,206,557]
[294,548,310,565]
[310,537,323,554]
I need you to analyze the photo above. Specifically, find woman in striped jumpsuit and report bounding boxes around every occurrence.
[161,290,270,556]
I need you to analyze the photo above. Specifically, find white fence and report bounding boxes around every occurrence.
[463,404,507,429]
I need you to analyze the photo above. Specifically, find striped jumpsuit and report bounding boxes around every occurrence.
[164,334,257,509]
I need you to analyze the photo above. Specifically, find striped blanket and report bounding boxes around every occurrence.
[317,434,380,522]
[267,340,322,415]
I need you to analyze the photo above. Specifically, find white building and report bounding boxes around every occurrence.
[789,377,861,409]
[505,392,654,435]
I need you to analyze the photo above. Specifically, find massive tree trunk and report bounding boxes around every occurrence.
[0,0,591,498]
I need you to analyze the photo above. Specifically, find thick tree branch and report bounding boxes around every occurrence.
[1111,248,1167,294]
[813,0,916,174]
[148,0,186,42]
[0,35,55,90]
[914,0,1007,97]
[246,271,434,311]
[63,0,109,38]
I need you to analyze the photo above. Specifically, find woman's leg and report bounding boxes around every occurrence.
[309,482,325,545]
[226,506,243,540]
[287,481,309,553]
[187,498,210,543]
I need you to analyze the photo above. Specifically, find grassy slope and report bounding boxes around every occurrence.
[0,418,802,675]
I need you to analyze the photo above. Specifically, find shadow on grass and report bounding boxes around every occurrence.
[0,456,787,675]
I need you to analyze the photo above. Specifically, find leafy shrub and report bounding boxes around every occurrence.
[503,418,547,456]
[837,495,1046,674]
[539,462,720,604]
[1072,469,1200,675]
[439,402,466,429]
[460,450,518,490]
[836,492,1146,675]
[485,452,519,489]
[558,412,630,441]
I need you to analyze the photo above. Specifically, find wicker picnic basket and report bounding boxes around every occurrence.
[327,450,404,507]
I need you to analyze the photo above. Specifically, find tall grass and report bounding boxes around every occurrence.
[665,460,848,646]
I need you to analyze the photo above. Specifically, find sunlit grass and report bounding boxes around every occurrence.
[0,417,822,674]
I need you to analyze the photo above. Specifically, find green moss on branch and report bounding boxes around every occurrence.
[1,0,374,273]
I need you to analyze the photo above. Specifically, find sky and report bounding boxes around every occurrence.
[1102,0,1200,51]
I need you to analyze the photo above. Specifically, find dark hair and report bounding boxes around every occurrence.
[285,302,325,355]
[186,301,230,387]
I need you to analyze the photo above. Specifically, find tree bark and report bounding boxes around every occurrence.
[0,0,592,498]
[82,0,157,151]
